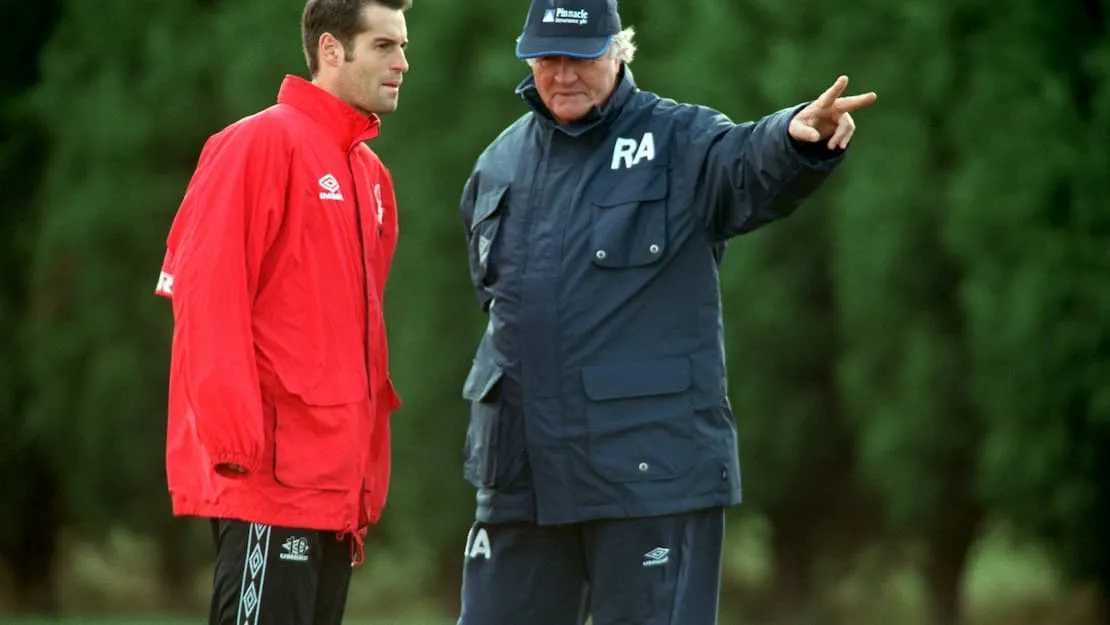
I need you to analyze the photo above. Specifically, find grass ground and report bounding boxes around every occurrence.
[0,519,1102,625]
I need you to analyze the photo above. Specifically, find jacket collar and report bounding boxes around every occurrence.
[516,64,638,137]
[277,74,381,150]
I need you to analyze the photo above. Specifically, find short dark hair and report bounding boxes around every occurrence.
[301,0,412,76]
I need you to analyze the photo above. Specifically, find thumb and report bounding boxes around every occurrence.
[790,121,821,142]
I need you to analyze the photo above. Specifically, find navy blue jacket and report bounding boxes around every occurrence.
[459,66,845,525]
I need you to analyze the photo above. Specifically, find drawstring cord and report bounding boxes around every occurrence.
[339,524,367,567]
[340,487,371,566]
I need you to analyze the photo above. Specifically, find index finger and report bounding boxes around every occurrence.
[816,75,849,108]
[835,92,878,112]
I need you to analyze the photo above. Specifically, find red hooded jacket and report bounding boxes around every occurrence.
[154,75,400,562]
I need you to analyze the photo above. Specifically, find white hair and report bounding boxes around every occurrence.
[521,26,637,66]
[609,27,637,63]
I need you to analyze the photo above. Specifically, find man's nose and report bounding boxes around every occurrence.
[552,58,578,83]
[393,50,409,73]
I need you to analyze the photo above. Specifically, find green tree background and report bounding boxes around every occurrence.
[0,0,1107,624]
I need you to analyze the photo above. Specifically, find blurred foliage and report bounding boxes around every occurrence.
[0,0,1107,623]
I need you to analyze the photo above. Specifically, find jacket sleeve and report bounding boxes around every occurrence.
[156,120,287,474]
[459,171,493,313]
[681,102,846,241]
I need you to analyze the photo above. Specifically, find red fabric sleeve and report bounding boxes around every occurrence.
[158,118,288,474]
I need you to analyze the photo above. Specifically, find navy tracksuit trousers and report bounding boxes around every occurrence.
[458,507,726,625]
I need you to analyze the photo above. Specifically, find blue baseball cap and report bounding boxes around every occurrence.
[515,0,622,60]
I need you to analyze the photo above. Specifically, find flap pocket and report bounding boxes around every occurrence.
[274,363,366,407]
[463,358,504,402]
[470,184,509,284]
[590,170,669,269]
[470,183,509,230]
[272,395,358,491]
[594,170,668,207]
[582,356,697,483]
[460,358,522,489]
[582,356,691,401]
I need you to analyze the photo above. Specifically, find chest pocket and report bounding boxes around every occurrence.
[470,183,509,284]
[590,168,669,268]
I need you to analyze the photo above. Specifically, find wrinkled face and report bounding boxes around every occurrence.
[530,50,620,124]
[323,5,409,116]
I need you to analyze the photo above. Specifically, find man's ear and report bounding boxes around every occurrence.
[319,33,344,68]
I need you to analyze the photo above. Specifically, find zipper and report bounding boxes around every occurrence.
[520,128,551,276]
[347,154,374,529]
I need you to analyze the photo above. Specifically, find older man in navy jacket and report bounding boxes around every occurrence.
[455,0,877,623]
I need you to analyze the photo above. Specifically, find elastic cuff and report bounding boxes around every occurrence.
[780,103,846,167]
[209,451,260,474]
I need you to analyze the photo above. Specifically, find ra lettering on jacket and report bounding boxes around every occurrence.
[610,131,655,170]
[154,248,175,298]
[154,271,174,297]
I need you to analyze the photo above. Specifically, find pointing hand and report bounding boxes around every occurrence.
[788,75,877,150]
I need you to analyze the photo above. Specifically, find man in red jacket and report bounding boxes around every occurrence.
[153,1,409,622]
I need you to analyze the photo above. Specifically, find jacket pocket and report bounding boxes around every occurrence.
[272,382,363,492]
[461,357,509,488]
[582,355,698,483]
[590,169,669,269]
[469,184,509,286]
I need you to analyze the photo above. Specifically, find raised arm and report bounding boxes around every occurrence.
[684,75,876,240]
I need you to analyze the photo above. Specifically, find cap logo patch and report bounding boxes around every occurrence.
[544,7,589,25]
